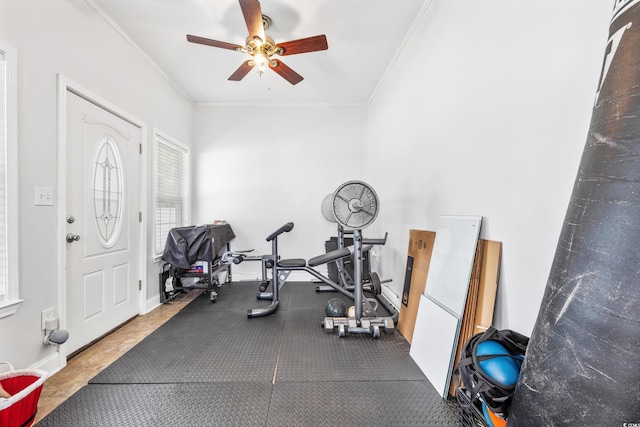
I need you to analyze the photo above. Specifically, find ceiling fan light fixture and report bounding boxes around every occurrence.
[245,34,278,77]
[251,52,269,75]
[186,0,327,85]
[246,36,276,54]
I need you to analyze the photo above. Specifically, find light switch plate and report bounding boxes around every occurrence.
[35,186,54,206]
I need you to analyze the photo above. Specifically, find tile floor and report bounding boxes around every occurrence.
[35,290,200,424]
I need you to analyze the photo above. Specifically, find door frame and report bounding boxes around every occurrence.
[56,75,148,368]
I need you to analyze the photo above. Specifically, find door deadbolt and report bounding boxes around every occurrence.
[66,216,75,224]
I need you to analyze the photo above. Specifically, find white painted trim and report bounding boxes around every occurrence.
[282,271,318,282]
[381,283,401,311]
[138,123,149,315]
[55,76,68,369]
[56,74,148,366]
[31,352,63,376]
[367,0,435,105]
[194,102,367,108]
[0,40,21,316]
[0,299,23,319]
[85,0,192,104]
[146,295,162,314]
[151,128,191,259]
[234,271,314,283]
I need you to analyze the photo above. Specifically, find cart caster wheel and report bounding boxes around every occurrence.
[323,318,334,334]
[372,325,380,339]
[338,324,346,337]
[384,318,395,334]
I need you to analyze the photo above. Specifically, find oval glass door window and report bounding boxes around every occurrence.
[93,136,124,247]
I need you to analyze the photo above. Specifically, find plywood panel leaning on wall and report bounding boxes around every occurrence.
[397,230,436,344]
[474,240,502,335]
[449,239,502,396]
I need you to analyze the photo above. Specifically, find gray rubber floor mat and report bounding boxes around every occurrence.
[36,382,272,427]
[42,281,459,425]
[178,281,288,313]
[266,380,458,427]
[275,310,425,382]
[90,304,284,384]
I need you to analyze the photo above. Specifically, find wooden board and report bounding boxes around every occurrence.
[449,240,484,396]
[474,240,502,335]
[449,239,502,396]
[397,230,436,344]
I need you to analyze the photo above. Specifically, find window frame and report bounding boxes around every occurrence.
[153,129,190,260]
[0,40,21,318]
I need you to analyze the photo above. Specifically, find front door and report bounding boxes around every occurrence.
[65,91,141,354]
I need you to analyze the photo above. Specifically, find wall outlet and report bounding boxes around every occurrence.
[41,307,55,330]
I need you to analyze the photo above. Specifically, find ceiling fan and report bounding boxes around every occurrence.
[186,0,328,85]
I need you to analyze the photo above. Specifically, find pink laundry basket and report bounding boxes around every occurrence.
[0,362,48,427]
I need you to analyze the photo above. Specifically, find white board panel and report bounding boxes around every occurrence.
[410,215,482,398]
[423,215,482,316]
[409,295,460,398]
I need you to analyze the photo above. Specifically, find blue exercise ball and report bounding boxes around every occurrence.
[476,340,521,387]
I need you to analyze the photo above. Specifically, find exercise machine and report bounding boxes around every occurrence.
[318,224,398,326]
[220,248,273,293]
[321,181,395,337]
[246,222,355,318]
[248,181,396,338]
[319,224,389,295]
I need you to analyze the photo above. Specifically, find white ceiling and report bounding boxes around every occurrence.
[89,0,428,105]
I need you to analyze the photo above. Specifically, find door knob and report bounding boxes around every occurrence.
[66,233,80,243]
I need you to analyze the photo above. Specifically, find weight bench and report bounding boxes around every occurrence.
[247,221,394,338]
[247,222,354,318]
[248,181,396,338]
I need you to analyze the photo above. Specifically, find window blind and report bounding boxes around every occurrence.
[155,135,189,256]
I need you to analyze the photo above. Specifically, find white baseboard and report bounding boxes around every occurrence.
[231,270,320,282]
[146,295,161,314]
[280,270,318,282]
[381,283,401,310]
[32,351,64,375]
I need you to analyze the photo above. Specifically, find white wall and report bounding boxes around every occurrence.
[192,105,369,278]
[0,0,613,373]
[368,0,612,336]
[192,1,612,337]
[0,0,193,371]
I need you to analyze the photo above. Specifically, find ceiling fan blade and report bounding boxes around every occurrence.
[276,35,328,56]
[239,0,265,42]
[269,59,303,85]
[228,60,255,81]
[187,35,242,51]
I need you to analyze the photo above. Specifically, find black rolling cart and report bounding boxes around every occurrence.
[160,223,235,303]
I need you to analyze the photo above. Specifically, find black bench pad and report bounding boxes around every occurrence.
[308,247,351,267]
[278,258,307,268]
